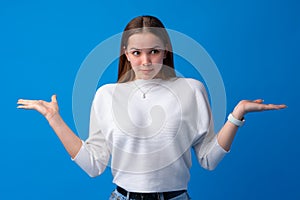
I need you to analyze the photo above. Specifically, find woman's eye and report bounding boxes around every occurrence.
[132,51,140,56]
[150,49,160,54]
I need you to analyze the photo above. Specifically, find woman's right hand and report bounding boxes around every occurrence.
[17,94,59,121]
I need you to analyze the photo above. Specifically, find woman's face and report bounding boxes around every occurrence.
[125,32,166,80]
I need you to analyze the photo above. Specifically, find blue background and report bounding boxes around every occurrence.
[1,0,299,199]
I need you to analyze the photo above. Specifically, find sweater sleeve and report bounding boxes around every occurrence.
[191,80,228,170]
[72,89,111,177]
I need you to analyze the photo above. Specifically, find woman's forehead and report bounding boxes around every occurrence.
[127,32,164,49]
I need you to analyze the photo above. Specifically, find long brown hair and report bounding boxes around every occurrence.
[117,15,176,83]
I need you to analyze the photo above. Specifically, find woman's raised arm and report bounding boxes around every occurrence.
[17,95,82,158]
[217,99,287,151]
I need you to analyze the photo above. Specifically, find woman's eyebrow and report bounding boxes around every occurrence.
[129,46,164,51]
[128,47,140,51]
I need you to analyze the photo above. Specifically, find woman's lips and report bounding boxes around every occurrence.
[140,69,154,73]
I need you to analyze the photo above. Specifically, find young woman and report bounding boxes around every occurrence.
[17,16,286,200]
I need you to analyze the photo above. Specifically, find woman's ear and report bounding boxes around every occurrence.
[124,46,130,62]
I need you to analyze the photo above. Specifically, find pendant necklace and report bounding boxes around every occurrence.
[133,80,161,99]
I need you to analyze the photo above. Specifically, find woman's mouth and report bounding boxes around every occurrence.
[140,69,154,73]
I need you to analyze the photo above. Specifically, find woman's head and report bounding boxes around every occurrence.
[118,15,176,82]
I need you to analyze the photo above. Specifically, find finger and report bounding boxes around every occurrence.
[51,94,57,103]
[17,103,45,114]
[274,104,287,109]
[17,99,37,104]
[17,105,35,109]
[17,101,32,106]
[263,104,287,111]
[253,99,264,103]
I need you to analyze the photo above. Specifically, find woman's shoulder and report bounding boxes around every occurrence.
[93,83,118,99]
[97,83,117,91]
[174,77,206,91]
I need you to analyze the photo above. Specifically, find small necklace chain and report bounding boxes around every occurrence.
[133,80,161,99]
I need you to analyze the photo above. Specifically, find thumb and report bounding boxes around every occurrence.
[253,99,264,103]
[51,94,57,103]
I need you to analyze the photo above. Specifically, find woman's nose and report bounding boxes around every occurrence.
[141,54,152,66]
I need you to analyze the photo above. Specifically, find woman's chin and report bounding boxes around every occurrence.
[137,73,157,80]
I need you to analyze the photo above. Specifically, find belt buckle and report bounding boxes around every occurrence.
[140,193,160,200]
[128,191,161,200]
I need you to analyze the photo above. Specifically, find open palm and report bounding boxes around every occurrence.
[17,95,59,121]
[235,99,287,116]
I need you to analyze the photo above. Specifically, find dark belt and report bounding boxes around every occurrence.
[117,186,186,200]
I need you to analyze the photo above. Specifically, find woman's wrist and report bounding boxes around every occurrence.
[47,112,61,126]
[232,102,246,120]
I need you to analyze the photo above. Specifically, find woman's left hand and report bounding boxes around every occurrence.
[232,99,287,119]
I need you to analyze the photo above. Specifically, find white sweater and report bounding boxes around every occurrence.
[72,77,228,192]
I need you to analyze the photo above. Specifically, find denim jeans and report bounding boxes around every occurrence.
[109,189,191,200]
